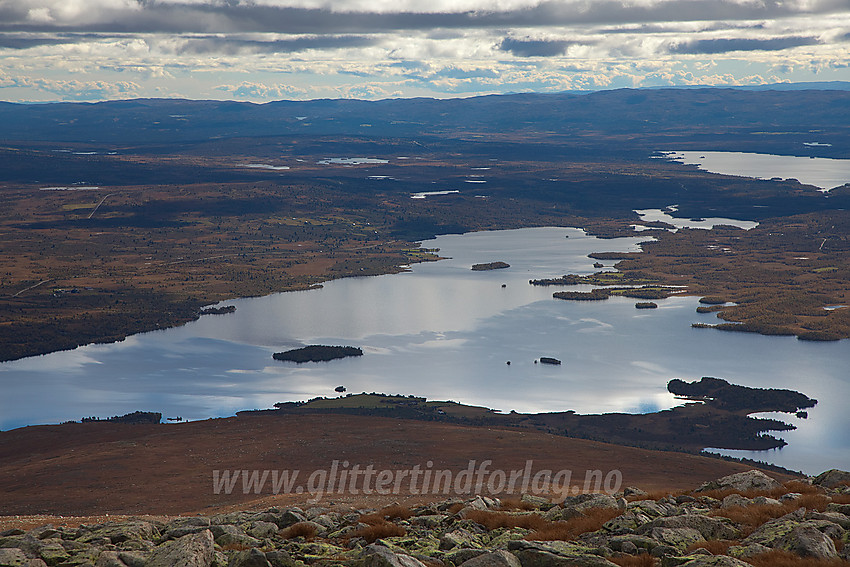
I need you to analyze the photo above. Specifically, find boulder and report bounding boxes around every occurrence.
[506,541,617,567]
[742,508,805,547]
[720,495,750,509]
[439,529,483,551]
[247,522,278,539]
[726,543,771,559]
[227,548,272,567]
[442,548,486,566]
[649,527,704,552]
[264,551,295,567]
[94,551,127,567]
[638,515,740,540]
[812,469,850,489]
[695,470,780,493]
[145,530,214,567]
[0,549,28,567]
[809,511,850,530]
[663,555,750,567]
[776,524,838,558]
[459,550,521,567]
[357,544,425,567]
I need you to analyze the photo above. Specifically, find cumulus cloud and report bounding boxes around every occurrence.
[214,81,307,99]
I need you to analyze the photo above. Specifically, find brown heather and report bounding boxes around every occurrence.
[279,521,318,540]
[462,510,550,531]
[347,522,406,544]
[743,550,850,567]
[526,507,623,541]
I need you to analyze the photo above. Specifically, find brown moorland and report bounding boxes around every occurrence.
[0,413,798,519]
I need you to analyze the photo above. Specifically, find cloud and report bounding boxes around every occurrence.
[1,0,848,34]
[0,72,141,99]
[175,34,378,55]
[214,81,307,99]
[669,36,822,54]
[498,37,574,57]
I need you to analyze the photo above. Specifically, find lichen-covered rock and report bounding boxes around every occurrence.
[506,541,616,567]
[356,544,425,567]
[145,530,214,567]
[440,529,484,551]
[809,511,850,529]
[742,507,805,547]
[247,522,278,540]
[0,549,28,567]
[813,469,850,489]
[663,555,750,567]
[442,548,486,566]
[79,522,159,546]
[695,470,780,493]
[602,511,651,533]
[638,514,740,541]
[649,527,704,552]
[727,543,770,559]
[459,550,521,567]
[827,503,850,516]
[776,524,838,558]
[227,548,272,567]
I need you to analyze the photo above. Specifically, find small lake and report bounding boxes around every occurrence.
[1,227,848,475]
[662,151,850,191]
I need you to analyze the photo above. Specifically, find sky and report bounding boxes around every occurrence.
[0,0,849,102]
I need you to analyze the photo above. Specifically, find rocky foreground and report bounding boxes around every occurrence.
[1,470,849,567]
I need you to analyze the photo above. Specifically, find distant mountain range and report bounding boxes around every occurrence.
[1,86,849,146]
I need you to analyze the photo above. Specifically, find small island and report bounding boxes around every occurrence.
[273,345,363,363]
[635,302,658,309]
[539,356,562,365]
[199,305,236,315]
[471,261,510,271]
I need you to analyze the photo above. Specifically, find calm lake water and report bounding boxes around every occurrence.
[1,227,848,475]
[663,151,850,191]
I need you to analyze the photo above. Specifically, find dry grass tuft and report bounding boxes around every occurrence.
[610,555,657,567]
[279,521,318,540]
[360,504,413,525]
[526,507,622,541]
[447,502,465,515]
[347,522,406,543]
[743,549,849,567]
[464,509,549,531]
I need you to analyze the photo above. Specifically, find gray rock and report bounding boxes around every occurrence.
[209,525,262,549]
[442,548,486,566]
[34,540,69,566]
[357,544,426,567]
[695,470,781,493]
[623,487,648,499]
[117,552,146,567]
[94,551,127,567]
[751,496,781,506]
[561,494,619,513]
[145,530,214,567]
[164,517,212,540]
[627,500,666,518]
[776,524,838,558]
[439,529,483,551]
[80,522,159,546]
[408,515,447,528]
[459,550,521,567]
[827,503,850,516]
[720,495,750,509]
[809,511,850,530]
[0,549,28,567]
[247,522,278,539]
[779,493,802,503]
[227,548,272,567]
[602,511,651,533]
[264,551,295,567]
[813,469,850,489]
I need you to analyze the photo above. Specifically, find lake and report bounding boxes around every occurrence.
[1,226,848,475]
[662,151,850,191]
